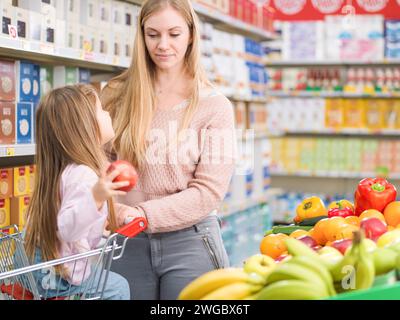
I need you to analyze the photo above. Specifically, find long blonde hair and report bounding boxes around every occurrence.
[101,0,212,168]
[25,85,118,265]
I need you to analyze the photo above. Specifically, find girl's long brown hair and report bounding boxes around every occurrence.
[24,84,118,265]
[101,0,212,168]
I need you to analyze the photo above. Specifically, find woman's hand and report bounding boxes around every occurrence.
[92,168,130,210]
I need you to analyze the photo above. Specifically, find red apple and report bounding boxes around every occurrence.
[297,235,318,248]
[107,160,138,192]
[275,254,291,263]
[360,217,388,240]
[331,239,353,255]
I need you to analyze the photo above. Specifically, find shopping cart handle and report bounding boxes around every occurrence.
[116,217,147,238]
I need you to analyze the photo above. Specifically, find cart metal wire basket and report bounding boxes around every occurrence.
[0,217,147,300]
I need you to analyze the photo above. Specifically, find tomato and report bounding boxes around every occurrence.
[107,160,138,192]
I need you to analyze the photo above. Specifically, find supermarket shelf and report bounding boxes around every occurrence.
[270,170,400,180]
[124,0,277,41]
[0,36,130,72]
[0,144,35,158]
[228,96,267,103]
[268,91,400,99]
[265,59,400,67]
[268,128,400,137]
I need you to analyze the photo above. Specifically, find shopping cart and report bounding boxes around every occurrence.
[0,217,147,300]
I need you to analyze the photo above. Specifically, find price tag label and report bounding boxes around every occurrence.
[6,147,15,156]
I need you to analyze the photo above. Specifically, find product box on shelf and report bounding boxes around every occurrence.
[40,66,54,97]
[28,165,36,194]
[0,198,10,228]
[0,168,13,199]
[53,66,79,87]
[343,99,365,129]
[365,99,385,130]
[14,7,29,40]
[98,30,111,56]
[325,99,344,129]
[0,2,15,38]
[28,10,42,42]
[248,102,267,133]
[80,0,98,27]
[10,195,30,228]
[41,3,56,44]
[233,101,247,131]
[15,61,40,103]
[0,59,16,102]
[13,166,29,197]
[16,102,32,144]
[99,0,112,26]
[18,0,56,13]
[56,0,80,22]
[0,101,15,145]
[78,68,91,84]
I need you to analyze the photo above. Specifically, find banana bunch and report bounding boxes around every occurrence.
[330,231,375,292]
[178,268,265,300]
[256,238,336,300]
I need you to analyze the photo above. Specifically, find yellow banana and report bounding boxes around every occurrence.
[178,268,257,300]
[265,261,329,296]
[201,282,263,300]
[256,280,329,300]
[288,255,336,296]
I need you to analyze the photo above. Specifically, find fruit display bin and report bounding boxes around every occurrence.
[330,281,400,300]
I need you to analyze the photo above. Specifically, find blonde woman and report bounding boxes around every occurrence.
[24,85,134,299]
[101,0,236,300]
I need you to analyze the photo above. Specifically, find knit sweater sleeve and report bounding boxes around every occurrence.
[136,96,236,233]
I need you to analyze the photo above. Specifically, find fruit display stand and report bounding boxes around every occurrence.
[330,280,400,300]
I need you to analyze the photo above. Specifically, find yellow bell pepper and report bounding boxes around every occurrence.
[327,199,354,212]
[296,196,327,221]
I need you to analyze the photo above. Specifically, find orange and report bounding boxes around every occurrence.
[312,218,330,245]
[383,201,400,227]
[289,229,309,238]
[333,224,359,241]
[324,217,348,242]
[359,209,385,223]
[325,241,333,246]
[344,215,360,227]
[260,233,289,259]
[388,226,395,231]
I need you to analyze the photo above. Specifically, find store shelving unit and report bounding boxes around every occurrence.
[265,59,400,67]
[125,0,277,41]
[268,91,400,99]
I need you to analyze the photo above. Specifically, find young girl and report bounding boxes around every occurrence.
[23,84,138,300]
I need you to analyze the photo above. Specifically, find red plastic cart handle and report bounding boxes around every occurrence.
[116,217,147,238]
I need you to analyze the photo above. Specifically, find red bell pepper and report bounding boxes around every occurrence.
[328,207,354,218]
[354,178,397,216]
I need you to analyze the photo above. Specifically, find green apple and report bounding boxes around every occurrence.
[372,248,398,275]
[243,254,276,278]
[317,246,343,270]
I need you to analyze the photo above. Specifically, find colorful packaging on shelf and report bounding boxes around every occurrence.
[0,198,10,228]
[40,66,54,97]
[16,102,33,144]
[0,101,15,145]
[53,66,79,87]
[0,60,16,102]
[28,165,36,194]
[13,166,29,197]
[78,68,91,84]
[365,99,385,130]
[0,168,13,199]
[41,3,56,44]
[233,101,247,130]
[343,99,365,129]
[325,99,344,129]
[10,195,30,229]
[15,61,40,103]
[1,2,15,37]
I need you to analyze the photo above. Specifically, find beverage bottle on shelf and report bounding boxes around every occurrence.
[375,68,385,92]
[332,69,343,92]
[393,68,400,92]
[306,69,315,91]
[344,68,357,93]
[322,69,332,92]
[356,68,365,94]
[314,69,322,92]
[364,68,375,95]
[385,68,394,93]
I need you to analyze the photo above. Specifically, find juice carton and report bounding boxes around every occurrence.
[343,99,365,129]
[325,99,344,129]
[365,99,385,130]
